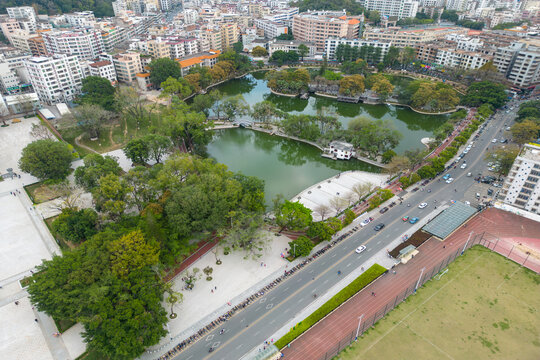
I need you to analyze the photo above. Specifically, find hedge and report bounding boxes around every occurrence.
[275,263,387,349]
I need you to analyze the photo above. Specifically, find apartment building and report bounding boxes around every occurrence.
[42,29,105,61]
[24,54,83,104]
[435,48,491,69]
[147,38,171,58]
[201,28,222,53]
[0,18,21,44]
[363,26,468,48]
[266,7,299,23]
[500,143,540,214]
[324,38,391,61]
[221,23,239,51]
[292,11,361,51]
[268,39,316,56]
[254,19,288,39]
[168,38,199,59]
[9,30,33,53]
[27,33,49,57]
[494,39,540,87]
[0,62,20,94]
[88,60,117,84]
[65,11,96,27]
[184,9,199,24]
[112,53,142,84]
[177,49,221,76]
[6,6,37,32]
[357,0,419,19]
[98,23,129,52]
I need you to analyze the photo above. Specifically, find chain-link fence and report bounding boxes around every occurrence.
[316,233,538,360]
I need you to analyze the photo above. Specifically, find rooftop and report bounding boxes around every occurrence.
[422,201,477,239]
[519,143,540,162]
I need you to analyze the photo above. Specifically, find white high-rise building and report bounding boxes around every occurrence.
[6,6,37,31]
[358,0,419,19]
[184,9,199,24]
[24,54,83,104]
[445,0,467,11]
[500,143,540,214]
[42,29,105,61]
[64,11,96,27]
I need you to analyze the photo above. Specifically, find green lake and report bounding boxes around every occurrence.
[205,72,447,205]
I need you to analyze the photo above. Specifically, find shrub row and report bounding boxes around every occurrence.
[275,263,387,349]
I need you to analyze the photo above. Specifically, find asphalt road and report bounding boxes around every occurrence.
[172,102,520,360]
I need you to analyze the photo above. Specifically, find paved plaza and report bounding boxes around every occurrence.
[294,171,389,221]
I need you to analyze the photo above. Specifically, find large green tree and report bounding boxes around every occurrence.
[463,81,507,108]
[74,154,122,191]
[79,76,116,110]
[288,235,314,257]
[275,200,313,231]
[485,145,520,178]
[71,103,114,139]
[19,140,73,180]
[124,138,150,165]
[27,229,166,360]
[51,208,98,243]
[149,58,181,87]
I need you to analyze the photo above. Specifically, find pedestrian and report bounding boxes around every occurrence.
[392,270,396,274]
[215,286,217,290]
[371,292,375,296]
[34,319,38,323]
[264,263,266,267]
[15,301,19,305]
[261,262,263,267]
[211,289,214,293]
[443,245,446,249]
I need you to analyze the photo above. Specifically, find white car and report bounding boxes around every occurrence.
[460,163,467,169]
[446,177,454,184]
[355,245,366,254]
[492,139,497,143]
[506,126,511,131]
[418,202,428,209]
[359,218,371,227]
[463,149,469,154]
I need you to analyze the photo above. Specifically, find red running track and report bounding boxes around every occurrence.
[281,208,540,360]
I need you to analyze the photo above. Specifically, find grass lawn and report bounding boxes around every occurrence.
[336,246,540,360]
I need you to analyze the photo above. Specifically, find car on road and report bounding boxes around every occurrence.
[355,245,366,254]
[506,126,511,131]
[409,217,419,224]
[374,223,385,231]
[463,149,469,154]
[446,177,454,184]
[442,173,451,180]
[460,163,467,169]
[467,172,472,177]
[402,216,409,222]
[418,202,428,209]
[359,218,372,227]
[379,207,389,214]
[492,139,498,143]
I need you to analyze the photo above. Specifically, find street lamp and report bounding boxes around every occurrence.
[293,243,297,258]
[355,314,364,341]
[414,267,426,293]
[461,231,474,255]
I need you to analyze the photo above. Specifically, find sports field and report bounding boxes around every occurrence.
[337,246,540,360]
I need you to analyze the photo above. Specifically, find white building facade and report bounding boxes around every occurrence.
[501,144,540,214]
[24,55,83,105]
[42,29,105,61]
[357,0,419,19]
[324,38,392,61]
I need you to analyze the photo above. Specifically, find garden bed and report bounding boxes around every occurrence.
[24,182,63,204]
[389,230,432,258]
[275,263,387,349]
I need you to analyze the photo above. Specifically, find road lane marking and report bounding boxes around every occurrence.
[323,279,328,284]
[346,263,351,267]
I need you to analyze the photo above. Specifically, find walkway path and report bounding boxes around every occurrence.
[74,134,99,154]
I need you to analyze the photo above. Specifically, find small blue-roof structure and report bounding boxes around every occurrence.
[422,201,477,239]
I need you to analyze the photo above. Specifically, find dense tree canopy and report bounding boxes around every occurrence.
[275,200,313,231]
[19,140,73,180]
[75,154,122,191]
[51,208,98,243]
[0,0,113,17]
[269,50,300,65]
[462,81,507,108]
[265,68,310,94]
[78,76,116,110]
[149,58,182,87]
[27,229,167,360]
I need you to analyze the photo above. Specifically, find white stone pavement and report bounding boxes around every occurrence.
[293,171,388,221]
